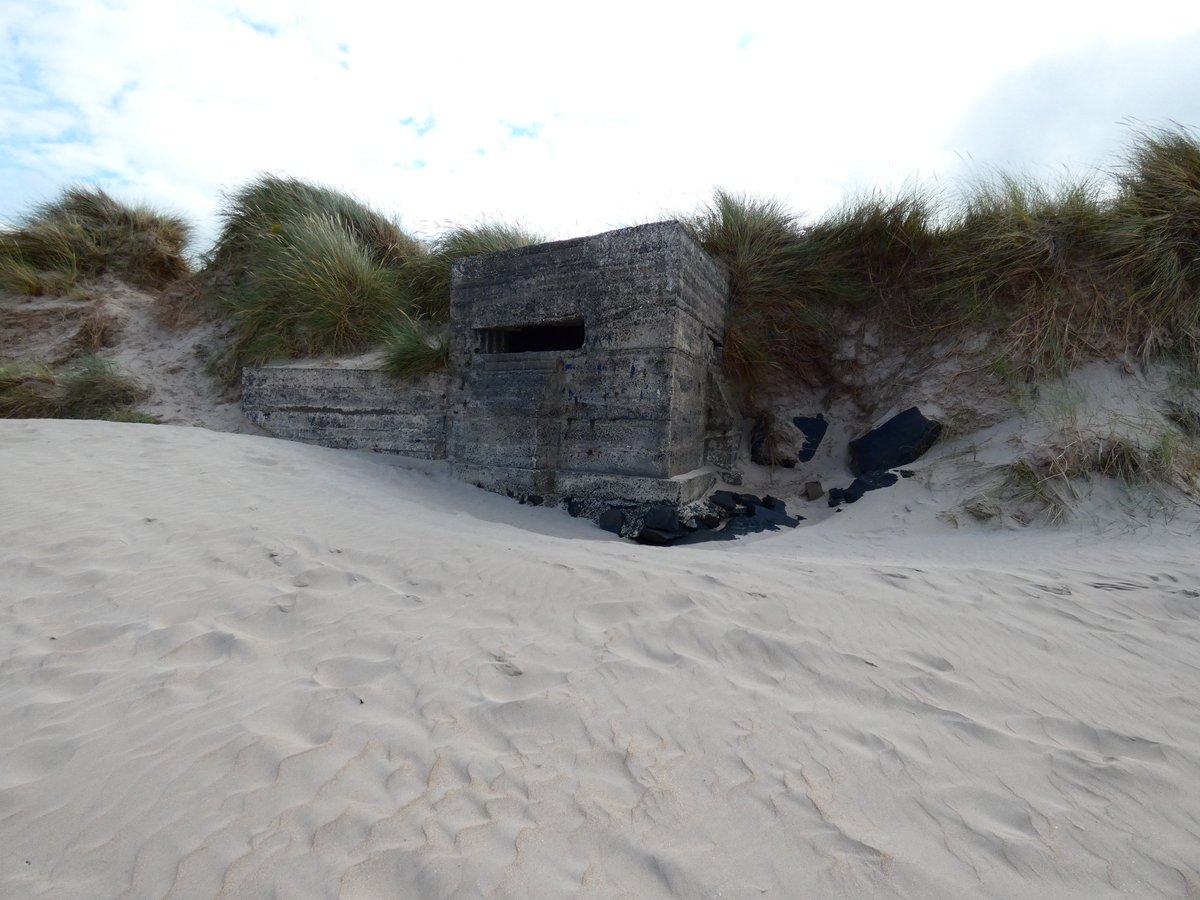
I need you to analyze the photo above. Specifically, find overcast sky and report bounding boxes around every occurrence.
[3,0,1199,253]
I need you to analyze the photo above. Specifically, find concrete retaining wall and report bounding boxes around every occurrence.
[242,364,449,458]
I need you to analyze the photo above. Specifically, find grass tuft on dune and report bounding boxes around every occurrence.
[198,175,541,382]
[0,356,154,422]
[692,125,1200,393]
[0,186,191,295]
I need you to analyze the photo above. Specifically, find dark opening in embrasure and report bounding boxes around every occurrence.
[477,321,585,353]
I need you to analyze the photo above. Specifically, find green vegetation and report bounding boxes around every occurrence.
[380,320,450,378]
[684,191,817,385]
[5,125,1199,397]
[200,175,423,380]
[1111,127,1200,355]
[0,186,190,295]
[405,221,543,321]
[939,175,1124,371]
[0,356,154,422]
[692,125,1200,388]
[200,175,540,381]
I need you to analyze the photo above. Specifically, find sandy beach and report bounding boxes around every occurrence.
[5,9,1200,895]
[3,418,1199,898]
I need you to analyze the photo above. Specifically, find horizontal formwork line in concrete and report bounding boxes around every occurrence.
[251,410,444,428]
[298,431,444,444]
[454,247,674,288]
[243,369,448,393]
[291,443,443,459]
[295,432,444,447]
[454,417,677,433]
[254,412,444,430]
[249,405,416,416]
[458,399,674,419]
[248,406,444,419]
[261,427,445,454]
[242,388,447,411]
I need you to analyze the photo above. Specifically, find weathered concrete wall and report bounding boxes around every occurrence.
[239,222,740,512]
[447,221,736,501]
[242,364,448,458]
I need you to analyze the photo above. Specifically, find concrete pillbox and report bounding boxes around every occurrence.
[448,221,736,503]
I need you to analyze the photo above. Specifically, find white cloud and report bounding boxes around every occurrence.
[2,0,1200,251]
[946,34,1200,185]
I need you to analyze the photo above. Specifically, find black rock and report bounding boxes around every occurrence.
[642,505,681,532]
[792,414,829,463]
[710,490,739,512]
[566,498,584,517]
[636,489,804,546]
[635,527,684,546]
[827,470,900,506]
[899,469,914,478]
[597,508,625,534]
[857,470,899,491]
[848,407,942,476]
[527,494,544,506]
[723,502,801,535]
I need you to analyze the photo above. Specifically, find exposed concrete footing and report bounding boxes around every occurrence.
[452,464,718,508]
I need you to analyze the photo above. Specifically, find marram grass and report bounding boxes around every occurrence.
[381,319,450,378]
[0,356,152,422]
[7,126,1200,399]
[202,176,421,379]
[0,186,190,293]
[201,176,540,381]
[404,221,543,321]
[693,125,1200,390]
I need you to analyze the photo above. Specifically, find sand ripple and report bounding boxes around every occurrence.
[2,420,1200,898]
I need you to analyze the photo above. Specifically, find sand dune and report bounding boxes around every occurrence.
[3,419,1200,898]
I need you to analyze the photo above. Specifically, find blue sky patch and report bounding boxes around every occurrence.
[501,120,542,139]
[400,114,436,137]
[233,15,278,37]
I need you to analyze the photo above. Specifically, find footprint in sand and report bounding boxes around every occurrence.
[476,653,566,702]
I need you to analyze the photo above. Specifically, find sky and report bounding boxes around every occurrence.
[3,0,1200,254]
